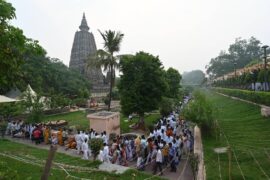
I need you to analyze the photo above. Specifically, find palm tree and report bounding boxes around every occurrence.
[93,30,124,111]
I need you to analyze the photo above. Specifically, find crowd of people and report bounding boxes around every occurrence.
[5,97,193,175]
[96,112,194,175]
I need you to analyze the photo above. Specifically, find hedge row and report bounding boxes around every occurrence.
[213,87,270,106]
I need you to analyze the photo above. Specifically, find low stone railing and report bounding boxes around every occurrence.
[194,125,206,180]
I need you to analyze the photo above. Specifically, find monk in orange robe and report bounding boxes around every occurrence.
[44,126,50,144]
[57,128,63,146]
[65,136,77,150]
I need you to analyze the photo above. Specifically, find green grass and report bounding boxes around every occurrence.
[42,110,161,134]
[0,139,163,180]
[203,91,270,180]
[120,113,161,134]
[42,111,89,130]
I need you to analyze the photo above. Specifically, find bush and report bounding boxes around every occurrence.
[72,98,87,107]
[0,121,7,138]
[182,90,215,136]
[214,87,270,106]
[89,138,104,160]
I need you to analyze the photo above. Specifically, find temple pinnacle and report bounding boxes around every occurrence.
[79,13,89,31]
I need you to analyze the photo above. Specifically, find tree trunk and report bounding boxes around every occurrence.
[136,114,146,130]
[41,145,57,180]
[108,64,113,111]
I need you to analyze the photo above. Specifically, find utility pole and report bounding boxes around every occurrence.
[41,145,57,180]
[234,62,237,77]
[234,62,237,88]
[228,146,232,180]
[262,45,269,91]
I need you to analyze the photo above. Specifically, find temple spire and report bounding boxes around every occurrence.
[79,12,89,31]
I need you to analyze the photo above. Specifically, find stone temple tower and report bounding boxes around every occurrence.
[69,13,109,95]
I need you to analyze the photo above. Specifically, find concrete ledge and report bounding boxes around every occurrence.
[98,162,130,174]
[194,125,206,180]
[261,106,270,117]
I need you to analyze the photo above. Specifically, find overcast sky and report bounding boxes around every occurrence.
[9,0,270,73]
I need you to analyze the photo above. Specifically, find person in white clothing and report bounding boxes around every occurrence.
[75,132,82,154]
[103,143,111,163]
[98,150,104,162]
[153,146,163,175]
[82,138,89,160]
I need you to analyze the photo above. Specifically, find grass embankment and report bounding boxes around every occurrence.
[0,139,163,180]
[214,87,270,106]
[42,111,160,134]
[203,91,270,180]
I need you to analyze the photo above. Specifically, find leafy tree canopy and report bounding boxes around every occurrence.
[206,37,262,77]
[182,70,205,85]
[164,67,182,99]
[118,51,167,121]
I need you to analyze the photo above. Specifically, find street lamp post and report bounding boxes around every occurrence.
[234,62,237,77]
[234,62,237,87]
[262,45,269,91]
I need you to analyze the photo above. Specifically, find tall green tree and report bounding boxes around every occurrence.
[0,0,26,93]
[0,0,46,94]
[118,52,167,127]
[182,70,205,85]
[98,30,124,111]
[165,67,182,99]
[206,37,262,77]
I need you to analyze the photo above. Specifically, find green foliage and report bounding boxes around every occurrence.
[182,70,205,85]
[159,97,174,116]
[0,102,24,121]
[0,121,7,137]
[90,30,124,110]
[164,67,182,99]
[119,51,167,122]
[190,154,199,178]
[71,98,87,107]
[214,87,270,106]
[19,57,90,99]
[89,138,104,159]
[0,1,46,94]
[111,87,120,100]
[0,1,89,102]
[206,37,262,77]
[182,90,215,136]
[21,89,44,123]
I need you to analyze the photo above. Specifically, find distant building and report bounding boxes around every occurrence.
[69,13,109,96]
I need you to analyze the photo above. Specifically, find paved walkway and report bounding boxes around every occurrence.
[5,136,194,179]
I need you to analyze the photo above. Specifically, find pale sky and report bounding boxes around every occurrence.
[9,0,270,73]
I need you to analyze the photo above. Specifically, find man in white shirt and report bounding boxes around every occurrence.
[153,146,163,175]
[103,143,111,163]
[82,138,89,160]
[75,132,82,154]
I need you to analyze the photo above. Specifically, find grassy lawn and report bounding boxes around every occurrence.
[203,91,270,180]
[42,110,161,134]
[120,113,161,134]
[42,111,89,130]
[0,139,163,180]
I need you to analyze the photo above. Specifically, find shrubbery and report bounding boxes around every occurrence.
[214,87,270,106]
[182,90,215,136]
[89,138,104,160]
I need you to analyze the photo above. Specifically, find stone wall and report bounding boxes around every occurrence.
[194,125,206,180]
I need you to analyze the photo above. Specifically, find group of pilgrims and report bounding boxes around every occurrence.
[5,97,193,175]
[96,112,194,175]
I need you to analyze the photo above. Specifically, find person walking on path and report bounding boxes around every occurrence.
[153,146,163,175]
